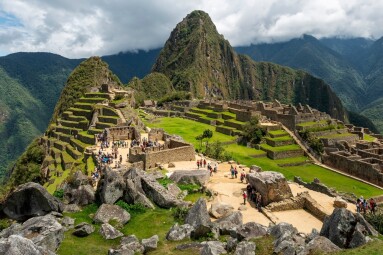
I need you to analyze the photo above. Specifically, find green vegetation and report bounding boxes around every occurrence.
[145,117,383,198]
[260,143,302,152]
[241,117,266,145]
[157,91,192,107]
[115,200,147,215]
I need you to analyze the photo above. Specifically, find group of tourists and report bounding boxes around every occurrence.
[91,167,100,183]
[196,158,207,169]
[230,165,238,179]
[356,196,377,214]
[246,184,262,212]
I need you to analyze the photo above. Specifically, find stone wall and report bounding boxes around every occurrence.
[106,126,140,141]
[294,177,337,198]
[263,148,304,160]
[266,138,293,147]
[216,126,234,136]
[148,128,165,141]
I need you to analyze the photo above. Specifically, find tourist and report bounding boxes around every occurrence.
[119,155,122,164]
[242,191,247,205]
[210,166,213,176]
[214,164,217,173]
[197,160,200,169]
[369,198,377,214]
[230,166,235,179]
[356,198,361,213]
[234,167,238,178]
[246,184,252,198]
[240,170,246,183]
[203,159,206,168]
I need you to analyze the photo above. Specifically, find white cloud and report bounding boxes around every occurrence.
[0,0,382,58]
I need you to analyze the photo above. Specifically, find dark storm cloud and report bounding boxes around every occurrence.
[0,0,382,58]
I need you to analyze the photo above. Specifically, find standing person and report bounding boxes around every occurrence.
[210,166,213,176]
[356,198,361,213]
[203,159,206,168]
[240,170,246,183]
[197,160,200,169]
[369,198,377,214]
[214,164,217,173]
[234,167,238,178]
[230,166,235,179]
[242,191,247,205]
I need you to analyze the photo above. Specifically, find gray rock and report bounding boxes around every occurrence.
[215,211,243,235]
[185,198,211,227]
[176,242,204,251]
[270,222,298,241]
[200,241,227,255]
[100,223,123,240]
[166,223,194,241]
[235,222,268,241]
[170,170,210,186]
[93,204,131,225]
[270,222,305,255]
[234,241,256,255]
[246,171,293,206]
[97,167,126,204]
[141,174,181,208]
[0,235,55,255]
[9,214,63,252]
[354,213,379,237]
[209,202,234,219]
[305,228,319,243]
[64,171,95,206]
[320,208,374,248]
[226,237,238,252]
[167,183,184,199]
[61,216,75,229]
[123,168,155,209]
[120,235,144,254]
[63,204,81,213]
[73,222,95,237]
[2,182,63,221]
[108,248,134,255]
[191,224,213,239]
[141,235,159,253]
[299,236,341,255]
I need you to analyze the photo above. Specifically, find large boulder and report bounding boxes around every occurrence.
[100,223,123,240]
[0,235,55,255]
[209,202,234,219]
[123,168,155,209]
[64,171,95,206]
[2,182,63,221]
[270,222,305,255]
[120,235,144,254]
[94,204,131,225]
[246,171,292,206]
[234,241,256,255]
[200,241,227,255]
[0,214,64,252]
[214,211,243,235]
[141,174,180,208]
[73,222,95,237]
[185,198,211,227]
[333,197,347,208]
[141,235,159,253]
[97,167,126,204]
[166,223,194,241]
[170,170,210,186]
[235,222,268,241]
[299,236,341,255]
[320,208,378,248]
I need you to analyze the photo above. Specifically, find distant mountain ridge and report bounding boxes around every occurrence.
[236,35,383,133]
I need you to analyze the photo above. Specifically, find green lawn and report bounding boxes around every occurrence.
[268,130,288,136]
[364,134,377,142]
[260,143,302,152]
[145,117,383,198]
[266,136,293,142]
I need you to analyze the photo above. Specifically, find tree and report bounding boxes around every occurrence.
[203,129,213,150]
[241,117,265,145]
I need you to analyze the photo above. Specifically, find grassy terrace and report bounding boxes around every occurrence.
[364,134,377,142]
[268,129,288,137]
[260,143,302,152]
[296,120,328,127]
[319,133,359,139]
[266,135,293,142]
[144,116,383,197]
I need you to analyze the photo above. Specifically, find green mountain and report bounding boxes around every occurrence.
[236,35,383,133]
[153,11,347,121]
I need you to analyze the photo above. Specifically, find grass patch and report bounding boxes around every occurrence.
[266,136,293,142]
[364,134,377,142]
[296,120,327,127]
[268,129,288,136]
[319,133,358,139]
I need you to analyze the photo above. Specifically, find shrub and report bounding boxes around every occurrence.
[53,189,64,199]
[115,200,147,215]
[172,206,189,221]
[157,177,174,188]
[365,212,383,234]
[0,219,12,231]
[178,183,201,194]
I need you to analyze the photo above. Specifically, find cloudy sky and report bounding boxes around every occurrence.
[0,0,382,58]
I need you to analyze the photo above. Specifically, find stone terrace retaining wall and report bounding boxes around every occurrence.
[266,138,293,147]
[263,148,304,160]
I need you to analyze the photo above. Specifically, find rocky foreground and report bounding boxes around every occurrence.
[0,167,380,255]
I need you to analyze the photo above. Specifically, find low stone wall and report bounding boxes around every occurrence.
[101,107,119,117]
[216,126,234,136]
[224,120,244,130]
[148,128,165,141]
[197,117,215,125]
[321,134,359,147]
[207,112,222,119]
[264,149,304,160]
[107,126,140,141]
[221,112,235,120]
[294,177,337,198]
[266,138,293,147]
[265,192,327,221]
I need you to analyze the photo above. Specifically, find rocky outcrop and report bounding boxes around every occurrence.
[200,241,227,255]
[100,223,123,240]
[141,174,180,208]
[93,204,131,225]
[64,171,95,206]
[299,236,341,255]
[214,211,243,235]
[124,168,155,209]
[235,222,268,241]
[185,198,211,227]
[97,168,126,204]
[61,216,75,229]
[246,171,293,206]
[333,197,348,208]
[170,170,210,186]
[2,182,63,221]
[320,208,378,248]
[142,235,159,253]
[119,235,144,254]
[0,214,64,252]
[166,223,193,241]
[73,222,95,237]
[270,222,306,254]
[234,241,256,255]
[209,202,234,219]
[0,235,55,255]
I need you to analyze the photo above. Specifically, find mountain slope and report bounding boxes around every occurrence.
[236,35,367,111]
[153,11,347,121]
